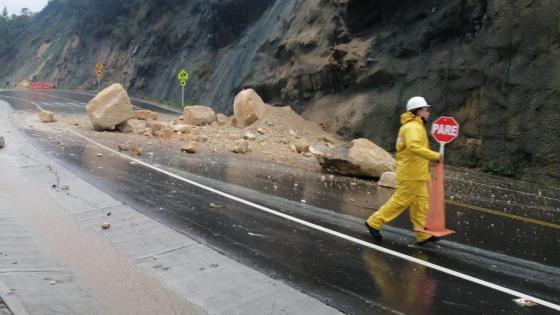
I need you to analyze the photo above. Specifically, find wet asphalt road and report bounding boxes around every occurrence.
[1,89,559,314]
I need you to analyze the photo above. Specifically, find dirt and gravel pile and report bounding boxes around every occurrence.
[39,87,395,179]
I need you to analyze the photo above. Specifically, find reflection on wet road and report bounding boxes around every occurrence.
[2,90,559,314]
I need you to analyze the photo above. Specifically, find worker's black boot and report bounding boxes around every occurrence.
[365,222,382,242]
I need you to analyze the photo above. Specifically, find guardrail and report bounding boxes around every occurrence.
[28,82,53,90]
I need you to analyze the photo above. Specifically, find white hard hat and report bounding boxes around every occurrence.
[406,96,431,111]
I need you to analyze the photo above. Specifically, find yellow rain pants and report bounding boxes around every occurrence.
[367,180,432,242]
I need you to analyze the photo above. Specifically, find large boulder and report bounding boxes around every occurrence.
[183,105,216,126]
[86,83,136,131]
[312,138,395,178]
[233,89,267,128]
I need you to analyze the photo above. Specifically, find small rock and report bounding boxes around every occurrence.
[173,124,192,134]
[288,130,297,136]
[130,147,143,156]
[135,109,158,121]
[155,127,174,139]
[117,119,146,133]
[216,114,231,125]
[209,203,221,208]
[0,136,4,148]
[60,185,70,191]
[289,144,297,152]
[140,128,153,137]
[294,138,310,153]
[232,139,250,154]
[321,136,335,144]
[227,133,242,141]
[39,110,55,123]
[195,135,208,142]
[257,127,270,135]
[145,120,172,132]
[49,281,57,286]
[101,222,111,229]
[97,153,104,157]
[106,212,111,216]
[378,172,397,189]
[118,144,129,151]
[243,132,256,140]
[180,142,198,154]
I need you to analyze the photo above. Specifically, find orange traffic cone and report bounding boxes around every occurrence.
[415,160,455,237]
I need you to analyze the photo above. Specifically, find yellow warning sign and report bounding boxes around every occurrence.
[177,69,189,81]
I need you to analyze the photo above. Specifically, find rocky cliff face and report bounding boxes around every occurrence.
[2,0,559,184]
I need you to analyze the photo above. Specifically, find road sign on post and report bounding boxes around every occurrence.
[95,64,105,91]
[415,116,460,238]
[177,69,189,107]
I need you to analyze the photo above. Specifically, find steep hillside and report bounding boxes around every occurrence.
[1,0,559,185]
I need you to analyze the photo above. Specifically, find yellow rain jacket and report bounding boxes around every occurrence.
[395,112,440,180]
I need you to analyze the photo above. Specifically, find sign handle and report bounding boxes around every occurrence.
[439,143,445,161]
[97,78,100,92]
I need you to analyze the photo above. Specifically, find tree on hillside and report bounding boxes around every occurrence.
[1,7,8,20]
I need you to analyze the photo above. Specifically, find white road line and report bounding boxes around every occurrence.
[66,128,560,312]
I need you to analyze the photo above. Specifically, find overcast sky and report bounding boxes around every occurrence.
[1,0,48,15]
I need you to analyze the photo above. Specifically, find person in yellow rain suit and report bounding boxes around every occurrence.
[365,96,441,245]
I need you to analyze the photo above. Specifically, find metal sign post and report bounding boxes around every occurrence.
[96,63,104,91]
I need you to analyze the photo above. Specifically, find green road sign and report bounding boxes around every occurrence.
[177,69,189,81]
[180,79,187,86]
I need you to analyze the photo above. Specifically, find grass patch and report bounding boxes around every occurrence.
[481,162,515,178]
[139,95,198,110]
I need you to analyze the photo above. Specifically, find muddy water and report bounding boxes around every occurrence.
[0,155,204,314]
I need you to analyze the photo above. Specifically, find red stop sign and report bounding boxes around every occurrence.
[431,116,459,144]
